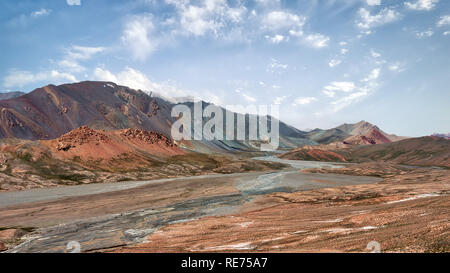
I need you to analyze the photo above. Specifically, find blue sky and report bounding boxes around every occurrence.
[1,0,449,136]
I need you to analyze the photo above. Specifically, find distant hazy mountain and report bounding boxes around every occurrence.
[342,136,450,167]
[307,120,407,145]
[432,133,450,139]
[0,91,25,100]
[278,136,450,168]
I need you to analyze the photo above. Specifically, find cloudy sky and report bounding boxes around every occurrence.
[1,0,449,136]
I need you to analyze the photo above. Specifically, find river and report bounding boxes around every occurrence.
[2,156,381,253]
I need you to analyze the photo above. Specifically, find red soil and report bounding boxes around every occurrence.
[45,126,185,161]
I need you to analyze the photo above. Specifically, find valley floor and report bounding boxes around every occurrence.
[0,158,448,253]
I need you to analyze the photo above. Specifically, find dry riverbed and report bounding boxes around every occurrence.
[0,158,448,253]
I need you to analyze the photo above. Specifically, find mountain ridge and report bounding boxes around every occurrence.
[0,81,405,150]
[0,91,25,100]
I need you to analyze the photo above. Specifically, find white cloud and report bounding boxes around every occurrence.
[388,62,406,72]
[255,0,281,7]
[67,0,81,6]
[437,15,450,27]
[261,10,329,49]
[121,15,157,61]
[362,68,380,82]
[273,96,287,105]
[293,97,317,105]
[370,49,381,58]
[330,71,380,112]
[265,34,286,44]
[94,66,227,105]
[94,67,153,92]
[66,45,105,60]
[366,0,381,5]
[288,29,303,37]
[9,8,52,27]
[356,8,401,30]
[328,59,342,68]
[341,48,348,55]
[94,66,189,99]
[58,59,85,73]
[304,34,330,48]
[443,31,450,36]
[330,90,370,112]
[325,68,382,113]
[262,11,305,31]
[323,90,335,98]
[3,69,76,88]
[167,0,247,37]
[266,58,288,74]
[242,93,256,102]
[179,5,222,36]
[415,29,434,38]
[31,8,51,18]
[323,82,355,93]
[405,0,439,11]
[58,45,105,73]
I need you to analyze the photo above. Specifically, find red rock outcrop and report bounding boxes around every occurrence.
[56,126,111,151]
[120,128,175,147]
[45,126,185,161]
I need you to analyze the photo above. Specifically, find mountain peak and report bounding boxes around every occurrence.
[355,120,373,126]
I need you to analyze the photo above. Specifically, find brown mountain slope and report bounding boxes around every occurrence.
[0,126,287,192]
[308,120,407,145]
[278,147,347,162]
[279,136,450,168]
[341,136,450,167]
[0,81,314,152]
[0,82,173,140]
[343,127,392,145]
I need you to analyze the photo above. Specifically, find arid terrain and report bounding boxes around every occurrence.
[0,156,448,253]
[0,126,287,192]
[113,162,450,253]
[0,81,448,253]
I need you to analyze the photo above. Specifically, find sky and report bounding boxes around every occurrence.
[0,0,449,136]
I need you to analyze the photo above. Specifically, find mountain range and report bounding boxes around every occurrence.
[1,81,448,192]
[0,81,405,152]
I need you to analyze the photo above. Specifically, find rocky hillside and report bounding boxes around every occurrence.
[0,82,408,154]
[341,136,450,167]
[278,147,347,162]
[278,136,450,168]
[0,82,173,140]
[0,126,287,192]
[0,81,314,152]
[432,133,450,140]
[50,126,183,160]
[342,127,392,145]
[307,120,407,145]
